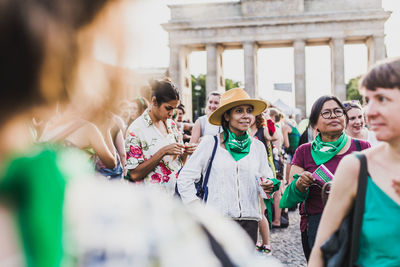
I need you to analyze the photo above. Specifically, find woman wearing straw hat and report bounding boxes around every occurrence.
[177,88,275,244]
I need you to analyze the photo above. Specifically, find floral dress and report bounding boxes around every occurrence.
[125,110,183,195]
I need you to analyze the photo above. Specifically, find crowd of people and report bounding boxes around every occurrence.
[1,0,400,266]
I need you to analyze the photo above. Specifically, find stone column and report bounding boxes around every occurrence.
[169,45,180,87]
[206,43,225,97]
[178,47,193,120]
[367,35,386,68]
[330,38,346,101]
[293,39,306,118]
[168,45,193,120]
[243,41,258,98]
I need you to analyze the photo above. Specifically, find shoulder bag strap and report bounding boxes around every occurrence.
[354,139,361,152]
[203,135,218,202]
[349,153,368,266]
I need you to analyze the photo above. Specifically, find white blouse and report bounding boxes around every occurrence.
[177,134,274,221]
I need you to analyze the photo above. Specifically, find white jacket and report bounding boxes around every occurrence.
[177,134,274,221]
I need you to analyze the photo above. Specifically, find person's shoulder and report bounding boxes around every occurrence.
[362,141,384,157]
[200,134,216,145]
[358,138,371,149]
[112,114,126,131]
[296,142,311,153]
[252,137,264,147]
[80,121,99,135]
[251,137,268,153]
[127,115,146,131]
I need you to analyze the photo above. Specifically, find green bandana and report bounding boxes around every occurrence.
[311,133,348,165]
[223,129,251,161]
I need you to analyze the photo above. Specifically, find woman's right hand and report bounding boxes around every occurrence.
[295,171,315,193]
[162,143,185,156]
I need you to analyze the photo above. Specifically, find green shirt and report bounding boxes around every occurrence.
[0,145,92,267]
[356,177,400,266]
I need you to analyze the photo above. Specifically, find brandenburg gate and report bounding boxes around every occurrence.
[162,0,390,117]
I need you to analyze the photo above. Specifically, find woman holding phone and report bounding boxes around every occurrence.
[125,78,196,194]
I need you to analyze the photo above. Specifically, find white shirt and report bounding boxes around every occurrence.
[177,134,274,221]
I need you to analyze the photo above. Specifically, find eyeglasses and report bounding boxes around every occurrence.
[320,108,344,119]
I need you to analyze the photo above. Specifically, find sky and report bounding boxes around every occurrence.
[100,0,400,115]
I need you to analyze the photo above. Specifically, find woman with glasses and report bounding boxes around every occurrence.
[310,58,400,267]
[343,100,379,147]
[279,95,370,261]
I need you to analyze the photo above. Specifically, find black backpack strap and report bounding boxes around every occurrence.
[203,135,218,202]
[354,139,361,152]
[349,153,368,265]
[200,224,235,267]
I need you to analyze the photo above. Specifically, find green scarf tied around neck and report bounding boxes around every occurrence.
[223,128,251,161]
[311,132,348,165]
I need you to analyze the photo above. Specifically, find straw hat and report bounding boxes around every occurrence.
[208,88,268,126]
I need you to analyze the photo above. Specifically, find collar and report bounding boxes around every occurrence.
[143,109,175,136]
[143,109,153,127]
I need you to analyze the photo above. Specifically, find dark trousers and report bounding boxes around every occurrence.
[301,230,311,261]
[301,214,322,262]
[234,220,258,244]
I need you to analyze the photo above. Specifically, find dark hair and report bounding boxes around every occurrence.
[360,57,400,91]
[150,77,180,106]
[298,124,312,146]
[177,104,185,114]
[0,0,111,123]
[0,1,44,120]
[255,114,266,129]
[309,95,348,128]
[221,108,232,143]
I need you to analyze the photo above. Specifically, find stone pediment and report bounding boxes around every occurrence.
[241,0,304,17]
[166,0,385,23]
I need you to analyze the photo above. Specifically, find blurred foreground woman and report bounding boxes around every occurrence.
[309,57,400,266]
[0,0,118,265]
[0,1,282,266]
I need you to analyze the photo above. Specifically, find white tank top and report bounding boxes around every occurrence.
[199,115,221,137]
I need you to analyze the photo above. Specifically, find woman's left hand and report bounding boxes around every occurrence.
[261,179,274,193]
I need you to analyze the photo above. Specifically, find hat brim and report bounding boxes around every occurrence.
[208,99,268,126]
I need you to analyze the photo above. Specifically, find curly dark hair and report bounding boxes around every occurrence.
[255,114,267,129]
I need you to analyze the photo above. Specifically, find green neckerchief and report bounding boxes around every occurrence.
[223,129,251,161]
[311,133,348,165]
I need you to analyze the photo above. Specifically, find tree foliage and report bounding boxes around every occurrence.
[225,78,241,91]
[346,76,363,104]
[191,74,242,121]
